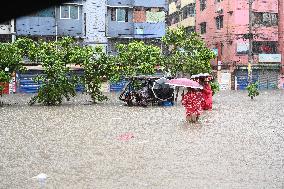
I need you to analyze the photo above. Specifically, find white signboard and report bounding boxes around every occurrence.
[259,54,281,63]
[236,43,249,54]
[220,72,231,90]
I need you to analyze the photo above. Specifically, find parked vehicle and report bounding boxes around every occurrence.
[119,76,174,107]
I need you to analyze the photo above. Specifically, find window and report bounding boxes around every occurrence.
[110,8,128,22]
[200,22,206,34]
[185,26,195,34]
[29,8,55,17]
[252,41,278,54]
[252,12,278,26]
[0,21,10,25]
[182,3,195,20]
[200,0,206,11]
[60,5,79,19]
[37,8,55,17]
[216,16,223,29]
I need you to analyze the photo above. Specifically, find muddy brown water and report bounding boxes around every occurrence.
[0,90,284,188]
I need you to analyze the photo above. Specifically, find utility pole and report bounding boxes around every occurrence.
[11,19,16,43]
[55,6,58,42]
[248,0,253,84]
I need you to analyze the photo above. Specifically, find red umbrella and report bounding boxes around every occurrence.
[165,78,203,89]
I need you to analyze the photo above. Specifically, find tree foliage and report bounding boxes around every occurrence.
[16,37,78,106]
[70,45,116,103]
[15,37,116,105]
[162,27,216,77]
[246,82,259,99]
[115,41,162,79]
[210,80,220,96]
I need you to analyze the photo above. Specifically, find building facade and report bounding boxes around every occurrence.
[83,0,108,50]
[196,0,282,90]
[167,0,196,33]
[15,0,84,40]
[0,0,107,50]
[0,19,15,42]
[106,0,168,54]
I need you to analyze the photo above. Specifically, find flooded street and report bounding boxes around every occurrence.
[0,90,284,188]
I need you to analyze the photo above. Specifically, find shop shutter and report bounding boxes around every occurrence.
[258,70,279,89]
[236,69,258,90]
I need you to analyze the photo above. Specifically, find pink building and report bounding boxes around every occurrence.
[196,0,283,90]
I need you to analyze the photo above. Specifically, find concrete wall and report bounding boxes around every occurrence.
[107,21,134,37]
[16,16,56,36]
[0,24,11,35]
[133,0,167,9]
[279,0,284,73]
[169,16,195,29]
[107,0,166,8]
[16,1,83,37]
[107,0,133,7]
[83,0,108,47]
[134,22,166,38]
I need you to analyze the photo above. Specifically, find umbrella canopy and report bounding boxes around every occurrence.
[190,74,198,79]
[165,78,203,89]
[152,77,174,89]
[155,77,169,85]
[152,77,174,101]
[198,73,210,77]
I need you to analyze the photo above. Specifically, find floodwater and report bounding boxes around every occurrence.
[0,90,284,188]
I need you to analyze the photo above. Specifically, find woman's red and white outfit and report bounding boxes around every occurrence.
[182,91,204,117]
[202,83,212,110]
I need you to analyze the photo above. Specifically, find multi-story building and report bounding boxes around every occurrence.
[13,0,108,93]
[0,19,15,42]
[15,0,84,41]
[196,0,282,90]
[167,0,196,33]
[14,0,107,50]
[106,0,168,54]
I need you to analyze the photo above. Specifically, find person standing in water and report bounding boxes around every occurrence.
[199,75,213,110]
[181,87,204,123]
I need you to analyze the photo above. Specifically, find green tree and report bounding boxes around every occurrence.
[70,45,116,103]
[246,82,259,99]
[115,41,162,78]
[16,37,78,106]
[162,27,216,77]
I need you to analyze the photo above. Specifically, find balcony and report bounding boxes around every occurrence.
[107,21,134,38]
[107,0,133,7]
[133,0,167,8]
[107,0,167,9]
[16,17,56,36]
[133,22,165,38]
